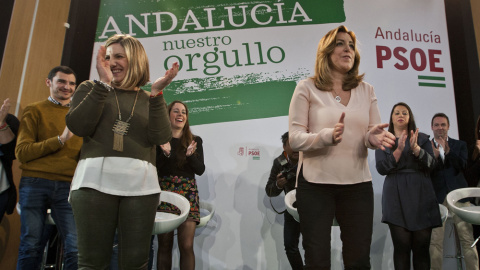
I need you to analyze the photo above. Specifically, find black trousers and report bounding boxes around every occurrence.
[296,169,373,270]
[284,210,304,269]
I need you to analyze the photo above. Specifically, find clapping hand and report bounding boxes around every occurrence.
[151,62,179,96]
[332,112,345,144]
[0,98,11,125]
[431,140,440,159]
[160,142,171,157]
[96,45,112,84]
[409,128,419,149]
[436,136,449,154]
[186,140,197,157]
[0,98,14,144]
[368,123,396,151]
[59,126,74,145]
[397,130,407,152]
[409,128,422,156]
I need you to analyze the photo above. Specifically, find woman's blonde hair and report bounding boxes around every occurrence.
[311,25,364,91]
[105,34,150,89]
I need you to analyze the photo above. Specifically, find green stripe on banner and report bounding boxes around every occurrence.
[143,79,296,125]
[418,82,446,88]
[96,0,346,40]
[418,75,445,81]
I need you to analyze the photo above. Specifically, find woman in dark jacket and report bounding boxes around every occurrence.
[156,100,205,270]
[466,115,480,188]
[466,115,480,265]
[376,102,441,270]
[0,98,19,222]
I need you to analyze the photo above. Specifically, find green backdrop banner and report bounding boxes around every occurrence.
[96,0,345,39]
[94,0,346,125]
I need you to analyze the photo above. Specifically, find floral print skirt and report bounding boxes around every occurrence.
[157,175,200,224]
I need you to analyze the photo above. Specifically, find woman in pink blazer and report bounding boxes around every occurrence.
[288,25,395,270]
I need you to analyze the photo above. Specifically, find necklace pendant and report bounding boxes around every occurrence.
[335,96,341,103]
[111,88,139,152]
[112,119,130,152]
[112,119,130,135]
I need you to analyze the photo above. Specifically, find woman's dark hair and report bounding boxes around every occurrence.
[387,102,417,135]
[167,100,194,168]
[473,115,480,161]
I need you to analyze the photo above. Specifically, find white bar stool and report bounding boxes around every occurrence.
[439,203,449,224]
[446,188,480,270]
[152,191,190,235]
[196,200,215,228]
[446,188,480,226]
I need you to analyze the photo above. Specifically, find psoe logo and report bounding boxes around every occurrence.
[374,27,446,88]
[237,147,260,160]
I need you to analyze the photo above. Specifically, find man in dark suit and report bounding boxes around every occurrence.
[429,113,479,270]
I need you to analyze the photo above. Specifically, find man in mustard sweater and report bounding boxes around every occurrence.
[15,66,82,270]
